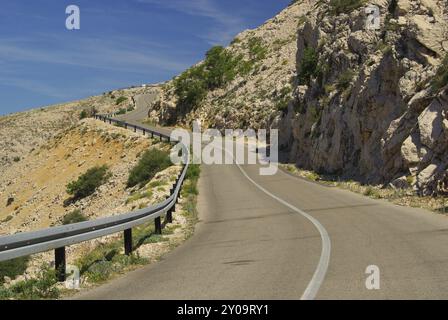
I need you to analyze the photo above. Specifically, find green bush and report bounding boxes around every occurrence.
[185,164,201,181]
[174,65,208,110]
[79,110,88,120]
[127,149,172,188]
[298,47,320,85]
[79,106,98,120]
[0,264,59,300]
[275,87,293,113]
[431,55,448,92]
[115,96,128,105]
[336,69,356,91]
[204,46,242,89]
[182,164,201,197]
[62,209,88,225]
[329,0,366,14]
[248,37,267,61]
[0,256,29,285]
[116,108,127,115]
[174,45,256,113]
[75,239,146,284]
[66,165,111,200]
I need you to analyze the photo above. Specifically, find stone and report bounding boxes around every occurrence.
[391,176,411,189]
[6,196,14,207]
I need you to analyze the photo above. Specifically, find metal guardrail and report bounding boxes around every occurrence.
[0,114,188,281]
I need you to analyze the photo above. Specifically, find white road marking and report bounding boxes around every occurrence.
[137,127,331,300]
[235,163,331,300]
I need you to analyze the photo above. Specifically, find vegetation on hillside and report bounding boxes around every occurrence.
[0,264,59,300]
[127,149,172,188]
[0,257,30,285]
[62,209,88,225]
[173,39,268,114]
[329,0,366,14]
[115,96,128,105]
[298,47,320,85]
[66,165,111,201]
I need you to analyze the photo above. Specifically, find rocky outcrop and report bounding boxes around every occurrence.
[145,0,447,195]
[280,0,448,195]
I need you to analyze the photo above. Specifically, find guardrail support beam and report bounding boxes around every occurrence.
[155,217,162,235]
[124,229,133,256]
[55,247,66,282]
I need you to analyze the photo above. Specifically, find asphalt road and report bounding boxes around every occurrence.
[75,120,448,300]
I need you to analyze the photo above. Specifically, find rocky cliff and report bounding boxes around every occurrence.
[145,0,448,196]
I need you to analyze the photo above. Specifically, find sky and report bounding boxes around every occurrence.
[0,0,291,116]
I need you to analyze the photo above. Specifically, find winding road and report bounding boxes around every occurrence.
[75,109,448,300]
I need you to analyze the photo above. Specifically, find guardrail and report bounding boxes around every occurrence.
[0,114,188,281]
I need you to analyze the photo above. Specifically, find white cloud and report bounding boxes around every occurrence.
[136,0,247,44]
[0,35,190,75]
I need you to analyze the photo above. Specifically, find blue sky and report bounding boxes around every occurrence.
[0,0,291,115]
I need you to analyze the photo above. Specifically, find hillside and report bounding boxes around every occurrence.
[0,86,148,174]
[0,118,194,291]
[142,0,448,196]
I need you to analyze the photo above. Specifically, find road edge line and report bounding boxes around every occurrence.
[235,163,331,300]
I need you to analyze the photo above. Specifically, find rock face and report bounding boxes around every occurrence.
[280,0,448,196]
[146,0,447,196]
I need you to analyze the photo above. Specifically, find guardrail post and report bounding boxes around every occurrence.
[154,217,162,235]
[134,125,137,133]
[143,129,146,136]
[55,247,66,282]
[124,229,133,256]
[166,207,173,224]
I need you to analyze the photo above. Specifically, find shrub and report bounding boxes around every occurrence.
[182,164,201,197]
[115,96,128,105]
[174,46,245,113]
[298,47,320,85]
[205,46,242,89]
[431,55,448,92]
[75,240,146,284]
[79,110,88,120]
[248,37,267,61]
[80,106,98,119]
[185,164,201,181]
[127,149,172,188]
[173,43,264,113]
[13,156,20,162]
[329,0,366,14]
[174,65,208,113]
[275,86,293,113]
[66,165,111,200]
[116,108,127,115]
[336,69,356,91]
[0,256,29,285]
[1,215,13,223]
[2,264,59,300]
[62,209,88,225]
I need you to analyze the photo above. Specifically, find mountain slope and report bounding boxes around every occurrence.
[145,0,448,195]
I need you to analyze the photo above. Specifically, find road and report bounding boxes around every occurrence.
[75,119,448,300]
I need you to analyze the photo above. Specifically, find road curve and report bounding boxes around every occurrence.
[75,120,448,300]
